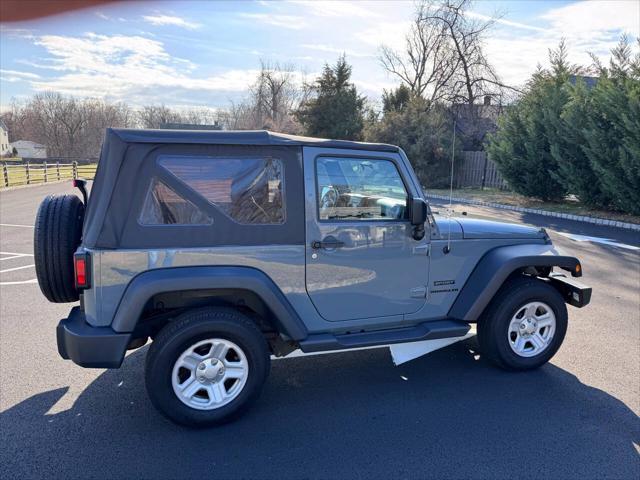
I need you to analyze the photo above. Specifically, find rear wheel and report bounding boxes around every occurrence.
[33,194,84,303]
[477,276,567,370]
[145,308,270,427]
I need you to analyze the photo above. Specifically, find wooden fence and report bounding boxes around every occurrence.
[455,151,508,190]
[1,161,97,188]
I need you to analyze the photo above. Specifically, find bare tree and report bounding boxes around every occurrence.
[424,0,517,105]
[381,0,519,106]
[226,100,257,130]
[252,60,301,131]
[80,99,133,156]
[227,61,303,133]
[137,105,184,129]
[1,92,134,158]
[180,107,226,126]
[380,1,458,102]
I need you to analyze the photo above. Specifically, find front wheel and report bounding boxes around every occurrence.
[477,277,568,370]
[145,308,270,427]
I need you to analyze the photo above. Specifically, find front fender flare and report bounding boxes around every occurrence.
[448,244,581,322]
[110,266,308,340]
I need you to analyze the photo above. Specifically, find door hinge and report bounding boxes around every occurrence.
[410,286,427,298]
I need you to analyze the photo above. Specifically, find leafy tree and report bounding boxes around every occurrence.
[364,95,456,188]
[295,55,365,140]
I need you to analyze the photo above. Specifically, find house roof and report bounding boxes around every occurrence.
[110,128,399,153]
[568,75,599,89]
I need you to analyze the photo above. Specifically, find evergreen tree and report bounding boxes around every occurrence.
[487,42,575,202]
[580,71,640,214]
[382,84,411,113]
[295,56,365,140]
[553,79,612,208]
[488,37,640,212]
[486,70,568,201]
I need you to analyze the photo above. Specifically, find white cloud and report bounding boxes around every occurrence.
[540,0,639,39]
[301,43,374,58]
[0,69,41,82]
[20,33,259,103]
[238,13,307,30]
[467,12,546,32]
[289,0,381,19]
[353,78,397,95]
[355,20,412,49]
[142,14,201,30]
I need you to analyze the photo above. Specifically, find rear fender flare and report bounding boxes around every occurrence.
[448,244,581,322]
[110,266,308,340]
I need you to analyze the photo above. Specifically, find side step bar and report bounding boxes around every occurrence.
[299,320,470,353]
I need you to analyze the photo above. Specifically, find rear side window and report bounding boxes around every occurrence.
[139,178,212,225]
[159,156,285,224]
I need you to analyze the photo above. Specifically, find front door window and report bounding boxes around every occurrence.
[316,157,408,221]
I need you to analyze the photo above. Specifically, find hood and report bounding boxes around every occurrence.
[431,215,464,239]
[455,217,547,240]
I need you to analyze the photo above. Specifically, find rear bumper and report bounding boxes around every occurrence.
[57,307,131,368]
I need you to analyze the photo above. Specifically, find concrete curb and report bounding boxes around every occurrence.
[425,194,640,232]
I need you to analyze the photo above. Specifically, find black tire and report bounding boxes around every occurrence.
[33,194,85,303]
[145,307,270,428]
[477,276,568,371]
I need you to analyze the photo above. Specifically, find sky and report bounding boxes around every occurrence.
[0,0,638,111]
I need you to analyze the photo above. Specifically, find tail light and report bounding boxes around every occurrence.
[74,252,91,289]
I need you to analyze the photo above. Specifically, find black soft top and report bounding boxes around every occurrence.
[83,128,399,249]
[110,128,399,152]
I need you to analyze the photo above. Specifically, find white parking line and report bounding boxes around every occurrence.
[0,255,26,261]
[0,264,35,273]
[0,279,38,285]
[554,232,640,251]
[0,251,34,257]
[0,223,34,228]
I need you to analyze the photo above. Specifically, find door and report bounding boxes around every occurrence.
[304,147,430,322]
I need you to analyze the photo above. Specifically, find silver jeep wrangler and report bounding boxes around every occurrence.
[34,129,591,427]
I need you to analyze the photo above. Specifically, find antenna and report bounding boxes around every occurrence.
[444,120,456,254]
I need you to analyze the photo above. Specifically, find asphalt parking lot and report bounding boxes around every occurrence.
[1,182,639,479]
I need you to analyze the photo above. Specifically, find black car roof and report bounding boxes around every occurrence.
[110,128,399,153]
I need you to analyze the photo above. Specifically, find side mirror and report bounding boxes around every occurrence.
[409,197,427,241]
[410,197,428,226]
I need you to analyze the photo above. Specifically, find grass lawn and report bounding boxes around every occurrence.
[426,188,640,225]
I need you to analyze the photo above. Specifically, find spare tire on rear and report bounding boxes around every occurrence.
[34,194,85,303]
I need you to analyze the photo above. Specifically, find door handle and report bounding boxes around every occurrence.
[312,237,345,249]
